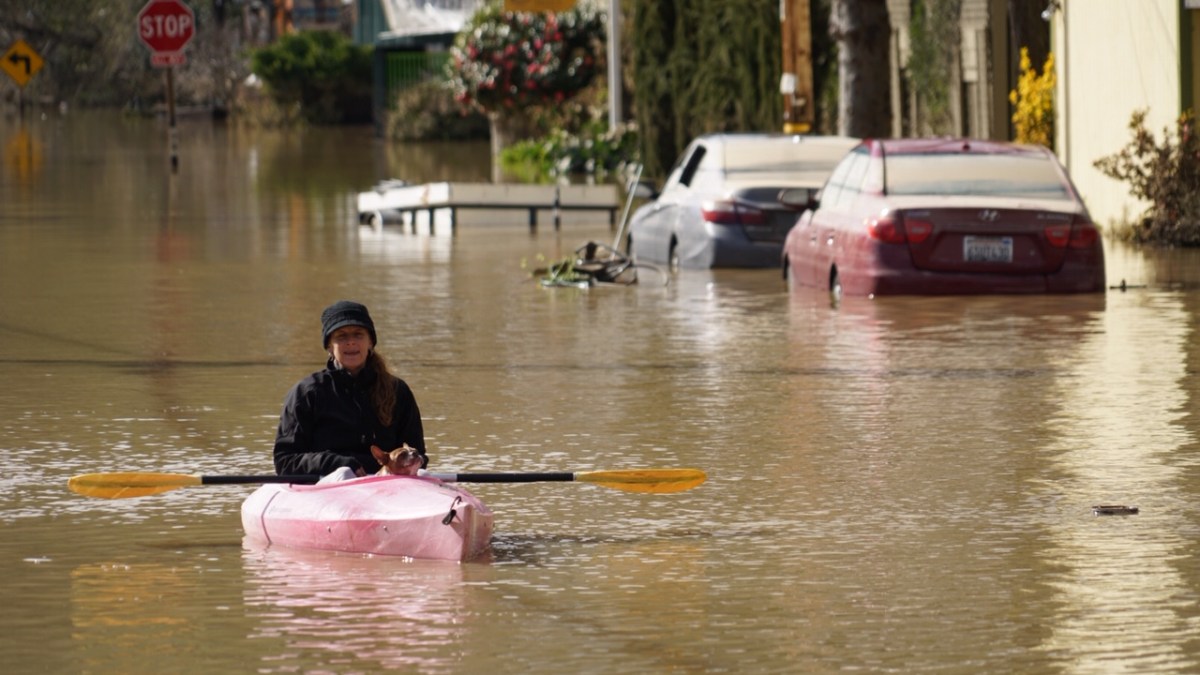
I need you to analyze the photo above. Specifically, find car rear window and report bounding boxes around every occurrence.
[723,141,850,175]
[884,153,1072,200]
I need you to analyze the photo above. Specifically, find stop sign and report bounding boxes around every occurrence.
[137,0,195,54]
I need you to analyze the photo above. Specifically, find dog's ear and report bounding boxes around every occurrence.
[369,445,389,465]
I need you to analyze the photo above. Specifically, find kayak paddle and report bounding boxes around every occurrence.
[68,468,706,499]
[428,469,707,494]
[67,473,319,499]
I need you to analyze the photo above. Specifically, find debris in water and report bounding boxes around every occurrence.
[1092,505,1139,516]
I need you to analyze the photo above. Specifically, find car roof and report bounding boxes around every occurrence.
[697,133,859,151]
[864,137,1052,158]
[695,133,860,175]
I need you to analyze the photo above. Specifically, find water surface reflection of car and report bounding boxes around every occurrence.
[626,133,859,269]
[781,138,1106,296]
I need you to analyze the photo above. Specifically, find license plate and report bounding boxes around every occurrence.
[963,236,1013,263]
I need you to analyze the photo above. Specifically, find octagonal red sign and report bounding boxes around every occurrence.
[137,0,195,54]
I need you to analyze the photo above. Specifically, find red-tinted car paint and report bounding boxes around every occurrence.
[782,138,1105,295]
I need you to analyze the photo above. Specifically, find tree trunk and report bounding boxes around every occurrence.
[831,0,892,138]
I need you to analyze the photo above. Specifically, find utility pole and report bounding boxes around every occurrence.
[608,0,621,130]
[779,0,814,133]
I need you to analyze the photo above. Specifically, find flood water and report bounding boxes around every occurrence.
[3,109,1200,673]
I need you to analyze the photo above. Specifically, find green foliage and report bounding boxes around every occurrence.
[811,0,840,135]
[629,0,676,180]
[907,0,960,135]
[500,119,639,181]
[250,31,373,124]
[494,76,639,182]
[525,253,592,286]
[387,80,490,141]
[446,1,605,114]
[630,0,781,179]
[1094,109,1200,245]
[1008,47,1055,148]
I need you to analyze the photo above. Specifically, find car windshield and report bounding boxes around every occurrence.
[885,153,1073,200]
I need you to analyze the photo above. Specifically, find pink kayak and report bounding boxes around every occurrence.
[240,474,493,562]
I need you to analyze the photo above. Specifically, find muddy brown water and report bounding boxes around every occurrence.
[3,109,1200,673]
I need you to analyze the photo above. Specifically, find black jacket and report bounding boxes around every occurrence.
[273,359,426,476]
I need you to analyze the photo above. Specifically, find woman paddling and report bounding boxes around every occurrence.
[273,300,427,478]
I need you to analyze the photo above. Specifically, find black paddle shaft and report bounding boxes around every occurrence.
[197,473,581,486]
[200,475,320,485]
[445,472,575,483]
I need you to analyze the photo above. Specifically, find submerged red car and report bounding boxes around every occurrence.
[781,138,1105,296]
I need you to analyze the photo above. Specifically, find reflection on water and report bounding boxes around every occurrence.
[241,541,475,674]
[5,111,1200,673]
[71,562,195,672]
[1035,289,1200,671]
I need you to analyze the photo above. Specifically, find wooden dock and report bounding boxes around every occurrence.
[357,181,620,233]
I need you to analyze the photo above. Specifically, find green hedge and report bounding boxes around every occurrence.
[250,31,373,125]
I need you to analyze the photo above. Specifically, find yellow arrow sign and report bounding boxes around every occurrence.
[1,39,44,88]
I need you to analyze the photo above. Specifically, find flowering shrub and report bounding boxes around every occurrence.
[447,2,605,113]
[501,119,639,181]
[1008,48,1055,148]
[1094,109,1200,245]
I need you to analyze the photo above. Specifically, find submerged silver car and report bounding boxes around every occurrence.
[625,133,858,269]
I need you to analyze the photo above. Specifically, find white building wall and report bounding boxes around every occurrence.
[1055,0,1181,229]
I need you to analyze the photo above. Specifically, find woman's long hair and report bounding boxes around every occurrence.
[365,350,399,427]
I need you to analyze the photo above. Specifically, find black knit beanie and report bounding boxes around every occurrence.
[321,300,377,348]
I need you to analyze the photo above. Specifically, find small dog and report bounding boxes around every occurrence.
[370,444,423,476]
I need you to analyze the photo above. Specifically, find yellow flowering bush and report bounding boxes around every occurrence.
[1009,48,1055,147]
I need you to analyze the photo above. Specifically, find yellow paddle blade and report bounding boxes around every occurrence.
[575,468,707,493]
[68,472,203,499]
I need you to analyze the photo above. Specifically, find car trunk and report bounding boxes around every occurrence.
[899,207,1077,274]
[728,186,807,243]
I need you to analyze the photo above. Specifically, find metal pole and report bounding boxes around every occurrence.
[1061,2,1070,175]
[166,66,179,173]
[607,0,621,130]
[612,162,643,253]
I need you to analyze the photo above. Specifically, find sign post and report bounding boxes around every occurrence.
[137,0,195,172]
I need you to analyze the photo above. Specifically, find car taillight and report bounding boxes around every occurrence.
[867,215,907,244]
[701,200,766,225]
[904,218,934,244]
[1068,223,1099,248]
[1045,222,1099,248]
[1044,225,1070,247]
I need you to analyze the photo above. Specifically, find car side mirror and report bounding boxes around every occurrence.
[778,187,819,211]
[632,180,659,200]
